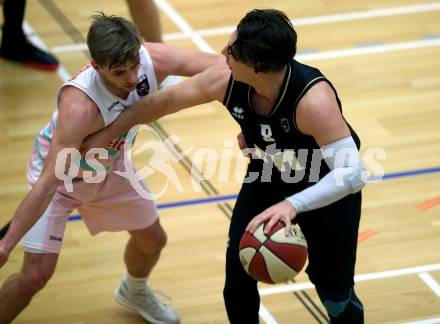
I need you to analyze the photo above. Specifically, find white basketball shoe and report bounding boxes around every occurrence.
[114,278,180,324]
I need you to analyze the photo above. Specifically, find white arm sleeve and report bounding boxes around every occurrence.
[286,136,367,214]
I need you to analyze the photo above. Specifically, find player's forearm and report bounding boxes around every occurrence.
[286,164,365,213]
[3,181,57,252]
[286,136,367,214]
[184,51,224,76]
[107,67,219,139]
[108,88,175,138]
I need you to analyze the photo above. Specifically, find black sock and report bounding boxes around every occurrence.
[1,0,59,70]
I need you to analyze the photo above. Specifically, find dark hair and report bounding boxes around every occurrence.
[87,12,142,69]
[228,9,297,73]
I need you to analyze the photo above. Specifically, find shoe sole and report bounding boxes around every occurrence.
[26,61,59,72]
[0,56,59,72]
[114,285,178,324]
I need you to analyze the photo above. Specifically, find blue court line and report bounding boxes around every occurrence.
[67,166,440,222]
[370,166,440,181]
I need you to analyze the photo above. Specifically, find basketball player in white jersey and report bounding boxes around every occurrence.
[0,13,223,323]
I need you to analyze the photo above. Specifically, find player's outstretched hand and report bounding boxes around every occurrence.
[246,200,297,237]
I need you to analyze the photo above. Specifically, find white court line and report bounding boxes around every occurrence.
[296,38,440,62]
[403,318,440,324]
[164,2,440,40]
[259,303,279,324]
[52,43,88,54]
[419,272,440,298]
[259,263,440,296]
[23,21,71,82]
[51,2,440,53]
[153,0,214,53]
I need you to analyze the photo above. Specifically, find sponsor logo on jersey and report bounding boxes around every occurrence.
[232,106,245,119]
[136,75,150,96]
[260,124,275,142]
[107,101,128,112]
[280,118,291,133]
[49,235,63,242]
[107,101,120,111]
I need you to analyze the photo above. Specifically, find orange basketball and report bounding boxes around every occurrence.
[239,221,308,284]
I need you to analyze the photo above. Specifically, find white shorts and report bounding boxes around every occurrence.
[22,157,159,254]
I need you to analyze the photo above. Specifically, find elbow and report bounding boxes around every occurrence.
[348,163,368,194]
[35,174,62,196]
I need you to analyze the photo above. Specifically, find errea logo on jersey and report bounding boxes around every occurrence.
[107,101,120,111]
[232,106,245,119]
[107,101,128,111]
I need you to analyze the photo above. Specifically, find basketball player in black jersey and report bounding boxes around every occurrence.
[81,9,367,324]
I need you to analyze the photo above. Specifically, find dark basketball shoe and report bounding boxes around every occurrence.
[0,39,59,72]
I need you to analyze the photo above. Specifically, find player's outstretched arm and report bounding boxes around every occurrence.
[0,88,100,267]
[145,42,225,83]
[82,62,230,150]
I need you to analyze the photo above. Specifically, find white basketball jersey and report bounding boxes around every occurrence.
[28,46,158,183]
[61,45,158,126]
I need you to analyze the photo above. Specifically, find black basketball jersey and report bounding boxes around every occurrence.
[223,59,360,191]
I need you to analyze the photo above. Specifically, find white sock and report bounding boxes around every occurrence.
[126,273,148,293]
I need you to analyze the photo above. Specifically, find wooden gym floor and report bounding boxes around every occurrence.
[0,0,439,323]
